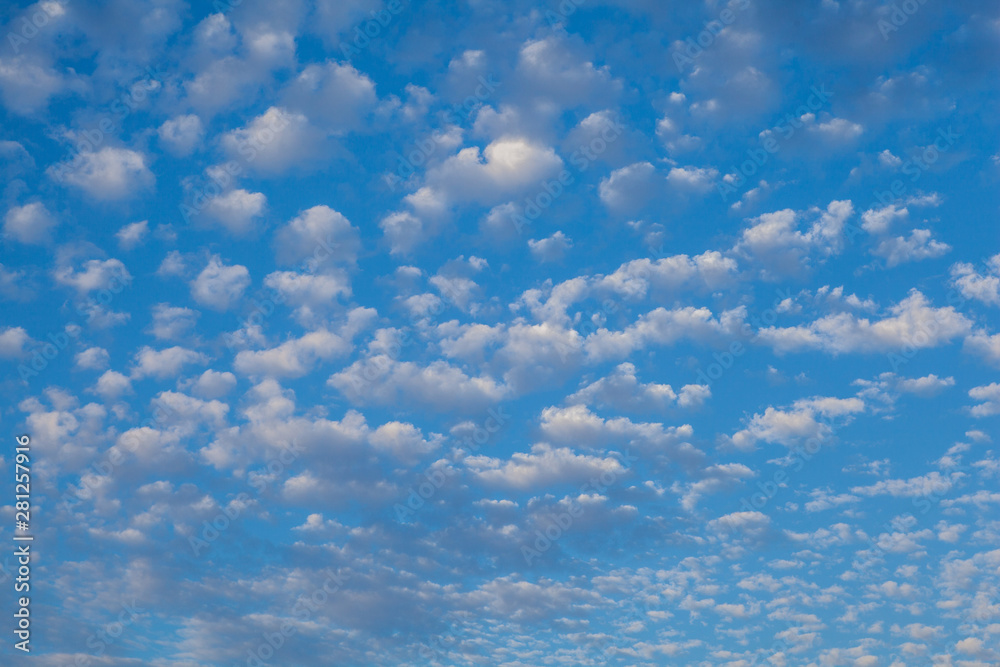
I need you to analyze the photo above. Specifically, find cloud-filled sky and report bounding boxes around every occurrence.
[1,0,1000,664]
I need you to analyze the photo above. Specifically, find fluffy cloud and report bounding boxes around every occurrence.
[757,291,972,354]
[4,202,59,244]
[872,229,950,267]
[189,256,251,310]
[49,147,155,200]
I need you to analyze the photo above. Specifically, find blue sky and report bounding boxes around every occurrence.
[1,0,1000,665]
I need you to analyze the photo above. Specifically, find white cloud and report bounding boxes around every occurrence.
[115,220,149,250]
[379,211,424,256]
[735,200,855,277]
[189,370,237,399]
[203,189,267,235]
[599,162,658,212]
[130,346,208,379]
[274,205,360,267]
[950,255,1000,307]
[965,332,1000,367]
[727,396,865,451]
[968,383,1000,418]
[189,256,251,310]
[896,374,955,396]
[284,61,376,131]
[861,204,908,234]
[158,114,204,156]
[4,202,58,244]
[329,355,508,413]
[93,370,132,398]
[0,327,31,358]
[528,231,573,262]
[54,258,131,294]
[872,229,950,267]
[566,362,709,413]
[50,147,155,200]
[666,165,718,192]
[424,138,564,205]
[0,55,68,114]
[368,421,441,464]
[74,347,109,370]
[465,443,626,490]
[221,107,323,173]
[150,304,199,341]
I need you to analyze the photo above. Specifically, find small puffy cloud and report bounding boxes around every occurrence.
[274,205,360,267]
[861,204,908,234]
[368,421,441,463]
[4,202,59,244]
[221,107,323,173]
[666,165,718,192]
[0,55,68,114]
[150,304,199,340]
[896,374,955,396]
[872,229,950,267]
[158,114,204,156]
[50,147,155,200]
[515,36,619,105]
[424,138,564,205]
[188,370,237,399]
[0,327,31,358]
[735,200,855,277]
[202,189,267,236]
[379,211,424,256]
[115,220,149,250]
[130,346,209,379]
[950,255,1000,307]
[528,231,572,262]
[727,396,865,451]
[75,347,110,370]
[968,383,1000,418]
[965,332,1000,367]
[599,162,658,212]
[54,259,131,294]
[284,61,376,131]
[189,256,251,310]
[93,370,132,399]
